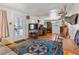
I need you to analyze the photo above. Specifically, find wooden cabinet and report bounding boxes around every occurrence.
[60,25,69,38]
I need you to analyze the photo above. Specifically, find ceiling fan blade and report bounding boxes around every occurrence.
[64,4,67,15]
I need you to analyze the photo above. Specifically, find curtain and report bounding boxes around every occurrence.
[0,10,9,41]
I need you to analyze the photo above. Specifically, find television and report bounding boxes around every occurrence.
[29,24,38,30]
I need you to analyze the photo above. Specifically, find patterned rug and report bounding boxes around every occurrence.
[17,39,63,55]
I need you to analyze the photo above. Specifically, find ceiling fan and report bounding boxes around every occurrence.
[59,4,67,26]
[59,4,67,17]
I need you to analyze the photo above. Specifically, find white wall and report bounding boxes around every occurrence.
[0,5,28,41]
[66,4,79,39]
[66,4,79,16]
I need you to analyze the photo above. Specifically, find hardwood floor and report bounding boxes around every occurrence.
[38,33,79,55]
[38,33,53,40]
[63,38,79,55]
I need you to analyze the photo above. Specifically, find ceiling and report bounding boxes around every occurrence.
[0,3,74,16]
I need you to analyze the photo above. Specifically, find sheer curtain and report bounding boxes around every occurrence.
[0,10,9,41]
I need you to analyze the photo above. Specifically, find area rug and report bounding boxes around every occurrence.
[17,39,63,55]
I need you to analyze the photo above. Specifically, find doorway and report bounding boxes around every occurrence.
[37,21,53,39]
[46,22,52,33]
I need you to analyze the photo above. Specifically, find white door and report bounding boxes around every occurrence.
[14,16,24,41]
